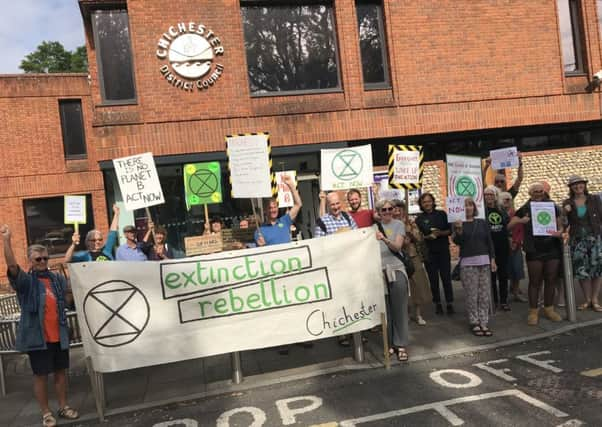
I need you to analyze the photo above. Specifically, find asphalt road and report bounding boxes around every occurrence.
[77,325,601,426]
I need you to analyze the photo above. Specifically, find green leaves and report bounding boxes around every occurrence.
[19,41,88,73]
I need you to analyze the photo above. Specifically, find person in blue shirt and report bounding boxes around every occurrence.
[255,174,302,247]
[116,224,149,261]
[65,204,120,262]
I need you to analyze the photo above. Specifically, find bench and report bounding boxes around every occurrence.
[0,293,83,397]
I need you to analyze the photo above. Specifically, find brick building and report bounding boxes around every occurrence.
[2,0,602,285]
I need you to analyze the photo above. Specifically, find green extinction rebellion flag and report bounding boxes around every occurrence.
[184,162,222,209]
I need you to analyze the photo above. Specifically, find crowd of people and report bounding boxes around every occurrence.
[2,161,602,425]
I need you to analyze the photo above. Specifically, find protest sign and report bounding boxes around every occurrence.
[388,145,423,189]
[227,134,273,198]
[183,162,222,210]
[64,195,86,225]
[490,147,519,169]
[446,154,485,219]
[276,171,296,208]
[372,172,420,214]
[221,227,257,250]
[321,145,373,190]
[530,202,558,236]
[69,229,385,373]
[113,152,164,211]
[446,196,466,222]
[184,233,223,256]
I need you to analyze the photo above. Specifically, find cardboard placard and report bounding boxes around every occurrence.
[490,147,519,169]
[446,154,485,219]
[113,152,165,211]
[184,233,223,256]
[64,195,86,224]
[446,196,467,222]
[320,144,374,190]
[221,227,257,250]
[530,202,558,236]
[184,162,222,209]
[276,171,297,208]
[227,134,272,198]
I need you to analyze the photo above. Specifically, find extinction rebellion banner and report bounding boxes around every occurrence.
[70,229,385,373]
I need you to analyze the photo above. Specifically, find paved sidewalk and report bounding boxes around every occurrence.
[1,281,601,427]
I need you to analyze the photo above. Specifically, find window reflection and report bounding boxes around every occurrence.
[356,1,389,87]
[557,0,585,74]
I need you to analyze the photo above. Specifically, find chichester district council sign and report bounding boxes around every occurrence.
[156,22,224,92]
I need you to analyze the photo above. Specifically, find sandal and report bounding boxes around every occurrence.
[480,326,493,337]
[592,303,602,312]
[471,325,484,336]
[577,302,591,311]
[42,411,57,427]
[397,347,409,362]
[57,405,79,420]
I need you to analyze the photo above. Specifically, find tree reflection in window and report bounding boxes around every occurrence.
[357,1,389,87]
[92,10,136,102]
[241,3,340,94]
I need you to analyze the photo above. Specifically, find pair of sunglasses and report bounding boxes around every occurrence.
[381,207,394,212]
[34,256,49,262]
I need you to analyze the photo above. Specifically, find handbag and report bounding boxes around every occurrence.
[376,222,415,277]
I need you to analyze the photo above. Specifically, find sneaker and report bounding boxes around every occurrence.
[416,315,427,326]
[435,303,444,315]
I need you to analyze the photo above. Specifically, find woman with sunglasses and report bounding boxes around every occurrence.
[374,199,410,362]
[65,204,120,262]
[562,175,602,312]
[509,182,563,325]
[452,197,497,336]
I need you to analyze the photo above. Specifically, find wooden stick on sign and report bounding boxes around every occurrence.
[145,207,155,240]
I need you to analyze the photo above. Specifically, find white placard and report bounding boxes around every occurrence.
[321,145,374,190]
[276,171,297,208]
[112,152,164,211]
[530,202,558,236]
[227,134,273,198]
[392,149,421,185]
[69,229,385,373]
[490,147,519,169]
[64,195,86,224]
[446,196,466,223]
[446,154,485,219]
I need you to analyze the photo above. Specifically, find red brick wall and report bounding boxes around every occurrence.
[0,74,107,286]
[80,0,602,161]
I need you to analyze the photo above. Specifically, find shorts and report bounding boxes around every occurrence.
[27,343,69,376]
[525,250,561,262]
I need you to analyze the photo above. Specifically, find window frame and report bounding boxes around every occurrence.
[23,195,95,258]
[356,0,391,90]
[58,99,87,160]
[91,8,138,105]
[240,0,344,97]
[558,0,588,76]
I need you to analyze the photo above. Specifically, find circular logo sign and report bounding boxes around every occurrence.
[157,22,225,91]
[488,211,502,225]
[537,211,552,225]
[455,176,477,197]
[83,281,150,348]
[331,149,363,181]
[188,170,220,198]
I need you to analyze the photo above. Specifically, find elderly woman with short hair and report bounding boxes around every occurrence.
[374,199,410,361]
[509,182,563,325]
[65,204,120,262]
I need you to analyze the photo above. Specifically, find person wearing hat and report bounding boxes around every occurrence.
[116,224,149,261]
[562,175,602,312]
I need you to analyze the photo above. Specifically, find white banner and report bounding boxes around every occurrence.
[446,155,485,219]
[276,171,296,208]
[321,145,373,190]
[530,202,558,236]
[112,152,164,211]
[490,147,519,170]
[227,134,272,198]
[69,229,385,373]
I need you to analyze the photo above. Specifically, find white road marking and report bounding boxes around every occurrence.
[516,351,563,373]
[429,369,483,389]
[338,389,569,426]
[216,407,266,427]
[153,420,198,427]
[580,367,602,377]
[474,359,517,382]
[555,419,584,426]
[276,395,323,425]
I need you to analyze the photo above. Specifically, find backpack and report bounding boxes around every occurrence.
[375,221,415,277]
[316,211,352,233]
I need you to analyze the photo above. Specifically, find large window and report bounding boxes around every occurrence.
[557,0,587,74]
[241,1,341,95]
[59,99,87,159]
[356,0,390,88]
[24,195,95,257]
[91,9,136,103]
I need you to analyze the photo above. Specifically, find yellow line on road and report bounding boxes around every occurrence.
[310,423,338,427]
[580,368,602,377]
